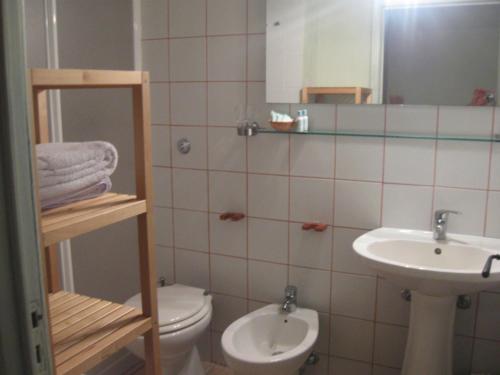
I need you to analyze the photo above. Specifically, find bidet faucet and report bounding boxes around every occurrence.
[281,285,297,313]
[433,209,461,241]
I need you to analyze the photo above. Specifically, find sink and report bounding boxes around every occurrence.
[353,227,500,296]
[353,227,500,375]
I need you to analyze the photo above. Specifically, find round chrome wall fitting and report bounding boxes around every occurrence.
[457,295,471,310]
[401,289,412,302]
[305,352,320,366]
[177,138,191,154]
[158,277,166,287]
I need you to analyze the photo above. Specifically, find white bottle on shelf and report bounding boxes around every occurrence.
[296,109,308,133]
[302,109,309,132]
[296,110,301,132]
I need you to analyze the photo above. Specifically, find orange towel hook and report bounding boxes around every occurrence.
[302,222,316,230]
[313,223,328,232]
[302,222,327,232]
[220,212,245,222]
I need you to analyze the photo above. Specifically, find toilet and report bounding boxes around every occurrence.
[125,284,212,375]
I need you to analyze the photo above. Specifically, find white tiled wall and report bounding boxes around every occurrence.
[141,1,500,373]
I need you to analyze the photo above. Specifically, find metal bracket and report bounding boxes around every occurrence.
[400,290,471,310]
[299,352,320,375]
[457,295,471,309]
[158,277,166,287]
[30,301,49,373]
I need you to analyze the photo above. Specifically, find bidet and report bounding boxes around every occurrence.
[221,304,318,375]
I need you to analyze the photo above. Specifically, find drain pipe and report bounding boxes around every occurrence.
[299,352,320,374]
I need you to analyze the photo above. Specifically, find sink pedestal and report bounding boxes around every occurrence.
[402,292,456,375]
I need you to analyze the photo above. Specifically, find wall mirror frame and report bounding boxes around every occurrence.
[266,0,500,106]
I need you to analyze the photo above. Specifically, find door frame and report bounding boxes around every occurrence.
[0,0,53,374]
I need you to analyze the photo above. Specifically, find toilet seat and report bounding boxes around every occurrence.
[125,284,211,334]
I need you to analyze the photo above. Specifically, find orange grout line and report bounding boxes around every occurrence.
[327,104,338,374]
[142,31,265,42]
[482,107,496,237]
[202,0,215,363]
[430,106,440,230]
[244,0,250,314]
[287,104,292,286]
[165,0,176,284]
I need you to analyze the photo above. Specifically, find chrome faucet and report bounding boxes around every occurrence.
[433,209,461,241]
[281,285,297,313]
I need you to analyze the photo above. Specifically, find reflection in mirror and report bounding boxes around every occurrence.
[384,4,500,106]
[266,0,376,104]
[266,0,500,106]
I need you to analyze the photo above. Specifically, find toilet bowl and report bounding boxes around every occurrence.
[221,304,318,375]
[125,284,212,375]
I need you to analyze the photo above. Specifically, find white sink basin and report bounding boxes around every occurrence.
[353,227,500,375]
[353,227,500,296]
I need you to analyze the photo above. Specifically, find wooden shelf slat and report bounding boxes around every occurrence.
[301,86,373,104]
[49,291,71,303]
[31,68,144,89]
[51,295,91,317]
[41,193,147,246]
[49,292,151,375]
[51,300,105,330]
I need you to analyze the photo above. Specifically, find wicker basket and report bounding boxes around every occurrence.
[270,121,295,132]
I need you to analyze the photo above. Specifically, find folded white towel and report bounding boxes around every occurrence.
[36,141,118,210]
[37,141,118,188]
[271,110,293,122]
[41,177,112,210]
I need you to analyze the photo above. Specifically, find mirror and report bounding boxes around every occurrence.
[266,0,500,106]
[266,0,376,104]
[384,4,500,106]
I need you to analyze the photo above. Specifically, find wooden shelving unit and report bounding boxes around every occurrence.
[301,86,372,104]
[30,68,161,375]
[41,193,146,247]
[49,292,151,375]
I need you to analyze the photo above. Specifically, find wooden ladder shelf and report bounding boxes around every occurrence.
[301,86,373,104]
[30,68,161,375]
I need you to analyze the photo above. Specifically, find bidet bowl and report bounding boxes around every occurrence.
[221,304,318,375]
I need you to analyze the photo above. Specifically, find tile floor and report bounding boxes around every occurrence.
[132,362,231,375]
[203,362,233,375]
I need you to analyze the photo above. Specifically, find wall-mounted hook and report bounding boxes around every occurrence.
[302,223,316,230]
[220,212,246,222]
[302,222,327,232]
[313,224,328,232]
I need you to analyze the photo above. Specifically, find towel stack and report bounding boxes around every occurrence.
[36,141,118,210]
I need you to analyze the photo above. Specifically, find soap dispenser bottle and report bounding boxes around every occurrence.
[296,110,304,132]
[302,109,309,132]
[297,109,309,133]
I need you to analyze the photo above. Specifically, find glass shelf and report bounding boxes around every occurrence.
[259,128,500,142]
